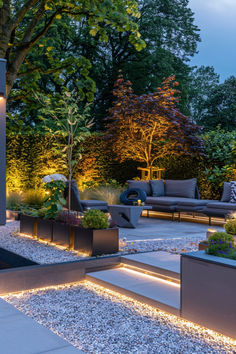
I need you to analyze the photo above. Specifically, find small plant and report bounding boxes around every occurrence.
[81,209,109,229]
[42,180,66,219]
[23,189,45,208]
[225,219,236,235]
[206,232,234,258]
[6,192,23,211]
[56,210,81,226]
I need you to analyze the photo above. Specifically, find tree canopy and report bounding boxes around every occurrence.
[106,74,204,168]
[0,0,145,97]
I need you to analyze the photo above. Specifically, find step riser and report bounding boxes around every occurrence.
[86,274,180,316]
[121,257,180,281]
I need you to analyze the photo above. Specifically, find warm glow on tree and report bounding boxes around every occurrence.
[106,74,204,168]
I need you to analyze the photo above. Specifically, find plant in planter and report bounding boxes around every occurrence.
[36,180,66,242]
[53,211,81,248]
[206,232,235,259]
[74,209,118,256]
[224,218,236,236]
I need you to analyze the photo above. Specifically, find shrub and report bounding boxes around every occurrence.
[6,192,23,211]
[206,232,234,258]
[225,219,236,235]
[81,184,125,205]
[23,189,45,208]
[81,209,109,229]
[56,210,81,226]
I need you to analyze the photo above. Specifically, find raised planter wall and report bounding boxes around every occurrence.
[37,218,53,241]
[20,215,37,236]
[181,251,236,339]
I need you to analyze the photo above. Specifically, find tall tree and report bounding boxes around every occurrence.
[106,74,203,168]
[187,66,220,124]
[0,0,145,97]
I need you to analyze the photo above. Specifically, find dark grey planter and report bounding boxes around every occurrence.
[37,218,54,242]
[73,227,119,256]
[181,251,236,339]
[20,214,37,236]
[52,222,72,247]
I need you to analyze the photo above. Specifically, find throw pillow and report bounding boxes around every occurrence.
[127,180,152,196]
[230,181,236,203]
[165,178,197,199]
[150,180,165,197]
[221,182,231,202]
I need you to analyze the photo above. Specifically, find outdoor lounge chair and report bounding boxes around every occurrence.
[65,180,108,212]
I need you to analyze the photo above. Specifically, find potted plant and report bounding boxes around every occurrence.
[53,210,81,248]
[74,209,119,256]
[36,179,66,242]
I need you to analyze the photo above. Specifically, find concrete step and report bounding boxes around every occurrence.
[121,251,180,281]
[87,265,180,316]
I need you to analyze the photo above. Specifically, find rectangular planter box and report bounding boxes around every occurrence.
[37,218,54,242]
[20,214,37,236]
[181,251,236,339]
[74,227,119,256]
[52,222,72,247]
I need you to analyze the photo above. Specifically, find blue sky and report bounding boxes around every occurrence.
[188,0,236,81]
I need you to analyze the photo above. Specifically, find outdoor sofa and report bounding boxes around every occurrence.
[126,179,236,223]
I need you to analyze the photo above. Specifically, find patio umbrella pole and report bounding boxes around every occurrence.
[0,59,6,225]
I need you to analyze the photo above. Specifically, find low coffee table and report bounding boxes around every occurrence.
[108,205,152,228]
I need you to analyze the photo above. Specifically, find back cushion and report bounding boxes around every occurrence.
[150,180,165,197]
[127,180,151,196]
[221,182,231,202]
[230,181,236,203]
[165,178,197,199]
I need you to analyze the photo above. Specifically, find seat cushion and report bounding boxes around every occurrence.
[221,182,231,202]
[177,199,215,207]
[127,180,152,196]
[165,178,197,199]
[81,200,108,207]
[206,202,236,210]
[146,196,183,206]
[150,180,165,197]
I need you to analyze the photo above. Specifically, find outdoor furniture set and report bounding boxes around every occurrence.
[123,179,236,224]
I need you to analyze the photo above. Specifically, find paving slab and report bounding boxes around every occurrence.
[119,217,224,241]
[121,251,180,279]
[88,267,180,315]
[0,298,82,354]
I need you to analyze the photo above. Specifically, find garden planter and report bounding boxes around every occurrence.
[181,251,236,339]
[20,214,37,236]
[52,222,72,247]
[37,218,54,242]
[73,227,119,256]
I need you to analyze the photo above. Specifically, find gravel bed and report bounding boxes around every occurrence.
[0,221,81,264]
[3,281,236,354]
[0,221,204,265]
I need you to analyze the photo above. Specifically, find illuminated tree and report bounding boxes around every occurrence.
[107,74,204,168]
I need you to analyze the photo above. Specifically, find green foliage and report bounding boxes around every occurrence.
[42,180,66,220]
[206,232,235,259]
[81,185,125,205]
[225,219,236,236]
[22,189,46,209]
[6,193,23,211]
[81,209,109,229]
[7,133,64,192]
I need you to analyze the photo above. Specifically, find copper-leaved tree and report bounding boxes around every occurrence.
[106,74,204,168]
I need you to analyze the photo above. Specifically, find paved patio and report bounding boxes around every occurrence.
[119,216,224,241]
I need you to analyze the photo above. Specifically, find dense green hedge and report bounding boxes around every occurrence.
[7,130,235,199]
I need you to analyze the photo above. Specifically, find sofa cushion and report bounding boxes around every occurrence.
[206,202,236,210]
[176,199,215,207]
[165,178,197,199]
[145,196,196,206]
[127,180,151,196]
[150,180,165,197]
[81,200,108,206]
[230,181,236,203]
[221,182,231,202]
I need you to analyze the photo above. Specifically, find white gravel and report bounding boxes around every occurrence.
[3,281,236,354]
[0,221,81,264]
[0,221,204,265]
